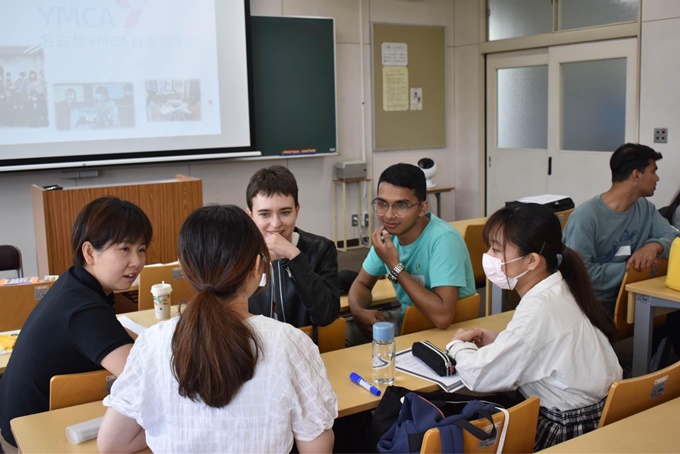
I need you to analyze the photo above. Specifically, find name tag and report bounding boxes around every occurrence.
[614,245,632,257]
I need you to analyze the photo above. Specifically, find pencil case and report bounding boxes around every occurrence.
[412,340,455,377]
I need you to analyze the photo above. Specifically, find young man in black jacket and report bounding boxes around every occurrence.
[246,165,340,328]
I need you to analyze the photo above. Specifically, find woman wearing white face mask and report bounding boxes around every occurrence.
[445,203,621,451]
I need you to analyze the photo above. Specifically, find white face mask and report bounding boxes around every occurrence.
[482,253,530,290]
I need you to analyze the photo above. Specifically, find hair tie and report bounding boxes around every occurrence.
[556,253,564,267]
[199,285,217,294]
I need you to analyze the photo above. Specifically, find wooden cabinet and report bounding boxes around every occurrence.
[32,175,203,277]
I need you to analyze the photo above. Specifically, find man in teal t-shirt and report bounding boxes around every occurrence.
[563,143,680,313]
[347,163,475,345]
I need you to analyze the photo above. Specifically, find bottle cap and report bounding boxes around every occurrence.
[151,281,172,296]
[373,322,394,341]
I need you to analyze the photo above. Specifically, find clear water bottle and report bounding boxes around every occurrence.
[372,321,395,385]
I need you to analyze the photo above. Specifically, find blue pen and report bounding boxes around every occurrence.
[349,372,381,396]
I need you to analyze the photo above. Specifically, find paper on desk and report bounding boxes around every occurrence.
[0,329,20,355]
[516,194,569,204]
[118,315,146,336]
[396,349,464,393]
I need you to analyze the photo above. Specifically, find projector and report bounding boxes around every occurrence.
[335,160,367,180]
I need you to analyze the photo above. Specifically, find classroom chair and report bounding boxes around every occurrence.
[300,317,347,353]
[598,359,680,428]
[0,280,55,331]
[554,208,574,231]
[49,369,112,410]
[400,293,481,336]
[463,224,487,289]
[137,262,196,311]
[420,396,540,454]
[613,259,668,341]
[0,245,23,277]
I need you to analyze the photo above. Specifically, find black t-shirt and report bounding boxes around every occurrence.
[0,266,132,447]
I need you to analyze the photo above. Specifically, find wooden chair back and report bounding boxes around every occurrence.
[599,359,680,428]
[300,316,347,353]
[0,280,55,331]
[420,396,540,453]
[138,263,196,311]
[401,293,480,336]
[464,224,487,288]
[613,259,668,340]
[554,208,574,231]
[49,369,112,410]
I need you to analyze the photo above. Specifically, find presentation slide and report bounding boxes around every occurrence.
[0,0,253,169]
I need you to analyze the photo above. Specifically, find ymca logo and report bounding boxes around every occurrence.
[114,0,148,28]
[38,0,148,29]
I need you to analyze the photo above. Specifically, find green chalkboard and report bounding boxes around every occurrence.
[250,16,337,157]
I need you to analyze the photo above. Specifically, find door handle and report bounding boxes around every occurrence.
[548,156,552,176]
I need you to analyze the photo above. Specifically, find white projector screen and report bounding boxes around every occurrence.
[0,0,256,171]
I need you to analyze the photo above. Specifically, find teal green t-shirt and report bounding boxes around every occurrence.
[362,213,476,313]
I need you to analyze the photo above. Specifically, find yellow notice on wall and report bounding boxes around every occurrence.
[383,66,409,111]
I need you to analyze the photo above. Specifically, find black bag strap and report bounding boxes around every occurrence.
[453,409,497,440]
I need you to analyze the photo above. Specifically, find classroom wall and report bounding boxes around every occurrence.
[639,0,680,208]
[1,0,484,277]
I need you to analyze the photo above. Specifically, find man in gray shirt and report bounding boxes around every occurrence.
[563,143,679,313]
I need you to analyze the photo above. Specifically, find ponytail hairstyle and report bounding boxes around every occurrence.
[484,203,616,342]
[172,204,270,408]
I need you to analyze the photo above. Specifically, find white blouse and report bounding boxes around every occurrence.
[447,272,622,411]
[104,315,337,453]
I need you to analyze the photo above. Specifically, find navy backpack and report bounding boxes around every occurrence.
[377,392,507,453]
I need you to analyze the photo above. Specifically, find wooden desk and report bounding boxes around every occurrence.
[626,277,680,376]
[427,186,454,218]
[10,311,514,452]
[339,278,397,314]
[326,311,513,417]
[11,401,107,454]
[541,396,680,453]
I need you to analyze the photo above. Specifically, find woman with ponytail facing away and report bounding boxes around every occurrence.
[445,203,621,451]
[98,205,337,453]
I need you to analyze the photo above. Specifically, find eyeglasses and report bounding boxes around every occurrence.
[371,199,421,217]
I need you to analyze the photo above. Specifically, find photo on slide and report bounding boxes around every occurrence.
[146,79,201,122]
[53,82,135,130]
[0,46,48,128]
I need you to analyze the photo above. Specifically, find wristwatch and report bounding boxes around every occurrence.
[387,262,405,283]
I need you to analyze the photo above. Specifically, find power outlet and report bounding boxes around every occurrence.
[654,128,668,144]
[351,214,359,227]
[363,213,370,227]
